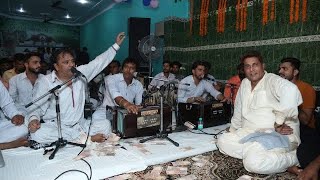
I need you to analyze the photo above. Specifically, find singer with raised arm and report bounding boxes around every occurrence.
[217,51,303,175]
[177,60,225,103]
[92,57,143,134]
[26,32,125,147]
[148,60,176,91]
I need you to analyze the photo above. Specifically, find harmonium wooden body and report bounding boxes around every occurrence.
[177,101,231,128]
[112,106,172,138]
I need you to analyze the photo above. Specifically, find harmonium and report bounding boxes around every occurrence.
[112,106,172,138]
[177,101,231,128]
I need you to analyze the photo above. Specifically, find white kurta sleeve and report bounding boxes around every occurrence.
[269,77,302,125]
[0,82,20,119]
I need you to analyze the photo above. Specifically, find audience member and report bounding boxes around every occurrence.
[9,52,44,115]
[217,51,302,174]
[2,53,25,86]
[0,82,28,150]
[224,63,245,105]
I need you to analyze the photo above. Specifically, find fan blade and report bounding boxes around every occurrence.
[51,0,62,7]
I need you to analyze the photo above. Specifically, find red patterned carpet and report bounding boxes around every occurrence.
[107,150,296,180]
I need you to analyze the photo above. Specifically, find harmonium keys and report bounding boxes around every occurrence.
[113,106,172,138]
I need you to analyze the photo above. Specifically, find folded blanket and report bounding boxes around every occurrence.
[239,131,289,150]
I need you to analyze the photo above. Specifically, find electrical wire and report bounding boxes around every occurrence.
[187,128,227,139]
[53,159,92,180]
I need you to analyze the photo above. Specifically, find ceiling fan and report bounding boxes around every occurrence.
[40,13,54,23]
[51,0,67,11]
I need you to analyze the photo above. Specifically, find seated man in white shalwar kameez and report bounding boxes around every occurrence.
[0,82,28,149]
[26,32,125,144]
[217,51,303,174]
[91,57,143,134]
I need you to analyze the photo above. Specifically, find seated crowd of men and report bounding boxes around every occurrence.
[0,33,318,179]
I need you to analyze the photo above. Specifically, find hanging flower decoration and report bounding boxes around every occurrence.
[143,0,151,6]
[149,0,159,8]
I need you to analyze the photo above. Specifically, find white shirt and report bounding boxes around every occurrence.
[104,73,143,107]
[0,82,20,120]
[177,75,222,103]
[230,72,302,144]
[9,72,44,114]
[27,44,119,126]
[148,72,176,90]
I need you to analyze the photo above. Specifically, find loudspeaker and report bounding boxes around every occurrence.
[128,17,151,69]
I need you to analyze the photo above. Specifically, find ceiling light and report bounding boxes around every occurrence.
[17,4,26,13]
[65,13,71,19]
[77,0,89,4]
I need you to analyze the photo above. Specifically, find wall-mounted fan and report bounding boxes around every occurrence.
[138,35,164,78]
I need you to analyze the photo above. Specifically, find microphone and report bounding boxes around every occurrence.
[133,72,145,78]
[71,67,85,77]
[204,76,216,82]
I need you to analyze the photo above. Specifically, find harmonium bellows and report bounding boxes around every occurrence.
[112,106,172,138]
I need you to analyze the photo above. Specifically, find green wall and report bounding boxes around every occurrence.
[80,1,188,75]
[165,0,320,85]
[0,16,79,57]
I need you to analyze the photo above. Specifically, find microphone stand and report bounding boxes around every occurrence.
[25,74,86,160]
[140,83,179,147]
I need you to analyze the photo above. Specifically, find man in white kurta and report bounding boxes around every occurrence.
[217,51,302,174]
[0,82,28,147]
[148,60,176,90]
[178,61,224,103]
[9,52,44,116]
[91,58,143,134]
[27,32,125,144]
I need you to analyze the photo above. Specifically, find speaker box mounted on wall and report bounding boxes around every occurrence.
[128,17,151,73]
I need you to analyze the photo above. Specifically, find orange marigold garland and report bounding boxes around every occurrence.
[236,0,241,31]
[189,0,194,35]
[243,0,247,31]
[290,0,295,24]
[294,0,300,22]
[270,0,275,21]
[302,0,307,22]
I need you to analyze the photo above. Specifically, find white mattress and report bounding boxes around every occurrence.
[0,124,229,180]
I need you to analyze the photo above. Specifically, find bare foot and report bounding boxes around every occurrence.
[287,166,302,175]
[91,134,106,143]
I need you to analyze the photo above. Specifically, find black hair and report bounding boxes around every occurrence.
[240,50,263,64]
[280,57,301,71]
[122,57,139,69]
[13,53,25,62]
[202,61,211,70]
[109,60,121,67]
[52,48,75,64]
[171,61,182,68]
[24,52,41,63]
[192,60,206,70]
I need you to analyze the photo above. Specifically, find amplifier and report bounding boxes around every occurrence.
[112,106,172,138]
[177,101,231,128]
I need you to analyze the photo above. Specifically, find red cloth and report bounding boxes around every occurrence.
[224,75,241,105]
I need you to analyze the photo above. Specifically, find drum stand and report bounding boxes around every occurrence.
[140,86,179,147]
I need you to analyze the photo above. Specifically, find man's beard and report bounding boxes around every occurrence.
[29,68,40,74]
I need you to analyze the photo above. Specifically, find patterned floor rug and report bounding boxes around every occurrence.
[107,150,297,180]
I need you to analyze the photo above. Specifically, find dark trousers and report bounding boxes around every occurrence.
[297,124,320,168]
